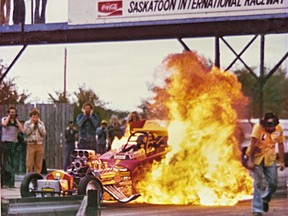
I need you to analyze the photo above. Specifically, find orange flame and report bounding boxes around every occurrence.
[111,136,128,151]
[136,52,252,205]
[111,123,131,150]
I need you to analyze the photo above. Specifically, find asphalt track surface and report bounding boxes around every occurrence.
[1,173,287,216]
[99,198,288,216]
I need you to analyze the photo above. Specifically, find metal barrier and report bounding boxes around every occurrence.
[77,190,101,216]
[3,195,84,216]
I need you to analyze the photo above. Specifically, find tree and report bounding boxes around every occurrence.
[74,84,105,108]
[48,90,70,103]
[263,68,288,118]
[73,85,100,121]
[235,67,288,119]
[73,84,130,122]
[0,60,30,104]
[234,68,258,118]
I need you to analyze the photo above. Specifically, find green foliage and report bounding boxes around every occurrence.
[235,67,288,119]
[48,90,70,103]
[73,84,105,121]
[72,84,129,124]
[140,66,288,120]
[264,68,288,118]
[0,61,30,104]
[234,68,258,118]
[73,84,105,109]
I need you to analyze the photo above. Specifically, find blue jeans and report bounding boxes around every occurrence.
[64,144,74,171]
[252,161,277,213]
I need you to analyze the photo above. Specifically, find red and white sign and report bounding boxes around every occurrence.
[68,0,288,25]
[98,1,122,17]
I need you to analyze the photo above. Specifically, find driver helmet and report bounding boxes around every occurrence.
[136,135,146,143]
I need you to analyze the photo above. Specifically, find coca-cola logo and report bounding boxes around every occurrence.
[101,3,119,12]
[98,1,122,16]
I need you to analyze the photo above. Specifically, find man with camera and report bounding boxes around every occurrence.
[24,108,46,174]
[96,120,108,154]
[64,121,78,171]
[1,106,24,188]
[76,102,99,151]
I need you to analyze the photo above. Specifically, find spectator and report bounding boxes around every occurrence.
[0,0,11,25]
[24,108,46,174]
[15,127,27,174]
[107,115,124,150]
[120,117,127,135]
[1,106,24,188]
[96,120,108,154]
[13,0,25,25]
[127,111,141,123]
[34,0,47,24]
[246,112,285,216]
[76,102,99,150]
[64,121,78,171]
[127,111,144,133]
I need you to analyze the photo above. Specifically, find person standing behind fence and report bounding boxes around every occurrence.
[64,121,78,171]
[96,120,108,154]
[108,115,124,151]
[1,106,24,188]
[76,102,99,151]
[34,0,47,23]
[13,0,25,25]
[127,111,142,134]
[15,126,27,174]
[0,0,11,25]
[24,108,46,174]
[127,111,141,124]
[120,118,127,135]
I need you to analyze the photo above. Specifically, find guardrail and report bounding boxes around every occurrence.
[3,195,83,216]
[2,190,102,216]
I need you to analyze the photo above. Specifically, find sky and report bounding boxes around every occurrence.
[0,0,287,112]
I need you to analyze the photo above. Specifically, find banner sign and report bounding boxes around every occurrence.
[68,0,287,25]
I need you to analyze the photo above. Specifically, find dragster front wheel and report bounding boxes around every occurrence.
[78,175,104,201]
[20,172,43,197]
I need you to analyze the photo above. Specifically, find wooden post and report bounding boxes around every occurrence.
[64,48,67,99]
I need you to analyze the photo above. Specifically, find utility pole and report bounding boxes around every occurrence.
[64,48,67,99]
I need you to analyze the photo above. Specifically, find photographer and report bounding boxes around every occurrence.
[24,108,46,174]
[96,120,108,154]
[76,102,99,150]
[64,121,78,171]
[1,106,24,188]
